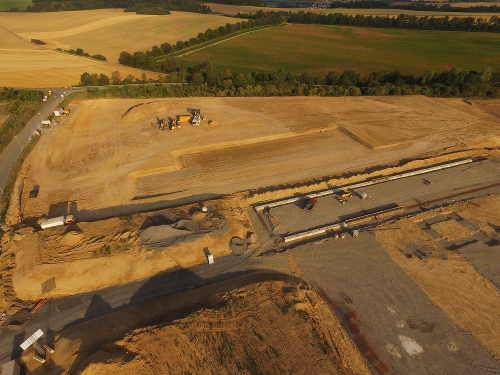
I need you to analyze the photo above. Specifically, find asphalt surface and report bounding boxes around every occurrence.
[0,88,75,196]
[267,234,500,375]
[270,158,500,234]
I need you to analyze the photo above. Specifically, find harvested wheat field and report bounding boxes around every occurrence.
[0,9,239,62]
[0,48,160,88]
[7,96,499,224]
[24,280,369,375]
[0,23,158,87]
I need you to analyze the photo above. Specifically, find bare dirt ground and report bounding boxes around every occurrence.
[7,96,499,225]
[1,197,251,301]
[0,9,238,63]
[375,195,500,359]
[22,279,370,375]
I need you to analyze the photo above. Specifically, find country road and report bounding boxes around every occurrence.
[0,88,73,196]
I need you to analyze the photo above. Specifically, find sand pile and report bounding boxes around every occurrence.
[79,281,370,375]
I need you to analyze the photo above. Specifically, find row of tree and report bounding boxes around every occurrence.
[27,0,210,14]
[208,0,500,12]
[118,14,284,70]
[0,88,43,102]
[80,67,499,98]
[56,48,107,61]
[239,10,500,32]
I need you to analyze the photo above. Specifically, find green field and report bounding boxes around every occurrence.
[0,0,31,10]
[181,24,500,74]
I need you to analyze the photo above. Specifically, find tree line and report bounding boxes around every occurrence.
[118,13,284,70]
[208,0,500,12]
[0,88,43,153]
[80,67,499,98]
[56,47,107,61]
[238,10,500,32]
[27,0,210,14]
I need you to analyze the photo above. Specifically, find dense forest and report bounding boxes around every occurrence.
[28,0,210,13]
[237,10,500,32]
[80,67,499,98]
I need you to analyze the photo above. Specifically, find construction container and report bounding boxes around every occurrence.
[1,360,20,375]
[39,215,74,230]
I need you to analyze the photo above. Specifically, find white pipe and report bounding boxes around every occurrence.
[255,158,474,211]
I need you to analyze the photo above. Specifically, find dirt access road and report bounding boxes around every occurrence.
[8,96,499,225]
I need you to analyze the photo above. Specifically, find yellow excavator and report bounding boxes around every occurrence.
[336,189,352,205]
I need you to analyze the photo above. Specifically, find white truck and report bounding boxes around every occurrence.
[41,120,51,127]
[39,215,75,230]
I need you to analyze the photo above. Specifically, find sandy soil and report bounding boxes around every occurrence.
[375,196,500,359]
[2,198,250,300]
[55,281,369,375]
[0,9,239,63]
[7,96,499,224]
[206,2,500,18]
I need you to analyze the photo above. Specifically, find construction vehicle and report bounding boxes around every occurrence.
[188,108,202,126]
[336,190,352,205]
[169,118,180,130]
[157,117,168,131]
[301,197,317,210]
[176,114,191,126]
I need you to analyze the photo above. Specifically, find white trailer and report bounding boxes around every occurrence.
[53,110,61,117]
[40,214,74,230]
[41,120,51,127]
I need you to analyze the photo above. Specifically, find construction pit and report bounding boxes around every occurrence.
[6,95,500,225]
[19,278,371,375]
[1,95,500,374]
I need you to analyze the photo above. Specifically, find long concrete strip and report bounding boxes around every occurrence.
[254,158,475,211]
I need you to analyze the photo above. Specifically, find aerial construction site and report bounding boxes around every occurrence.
[0,93,499,375]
